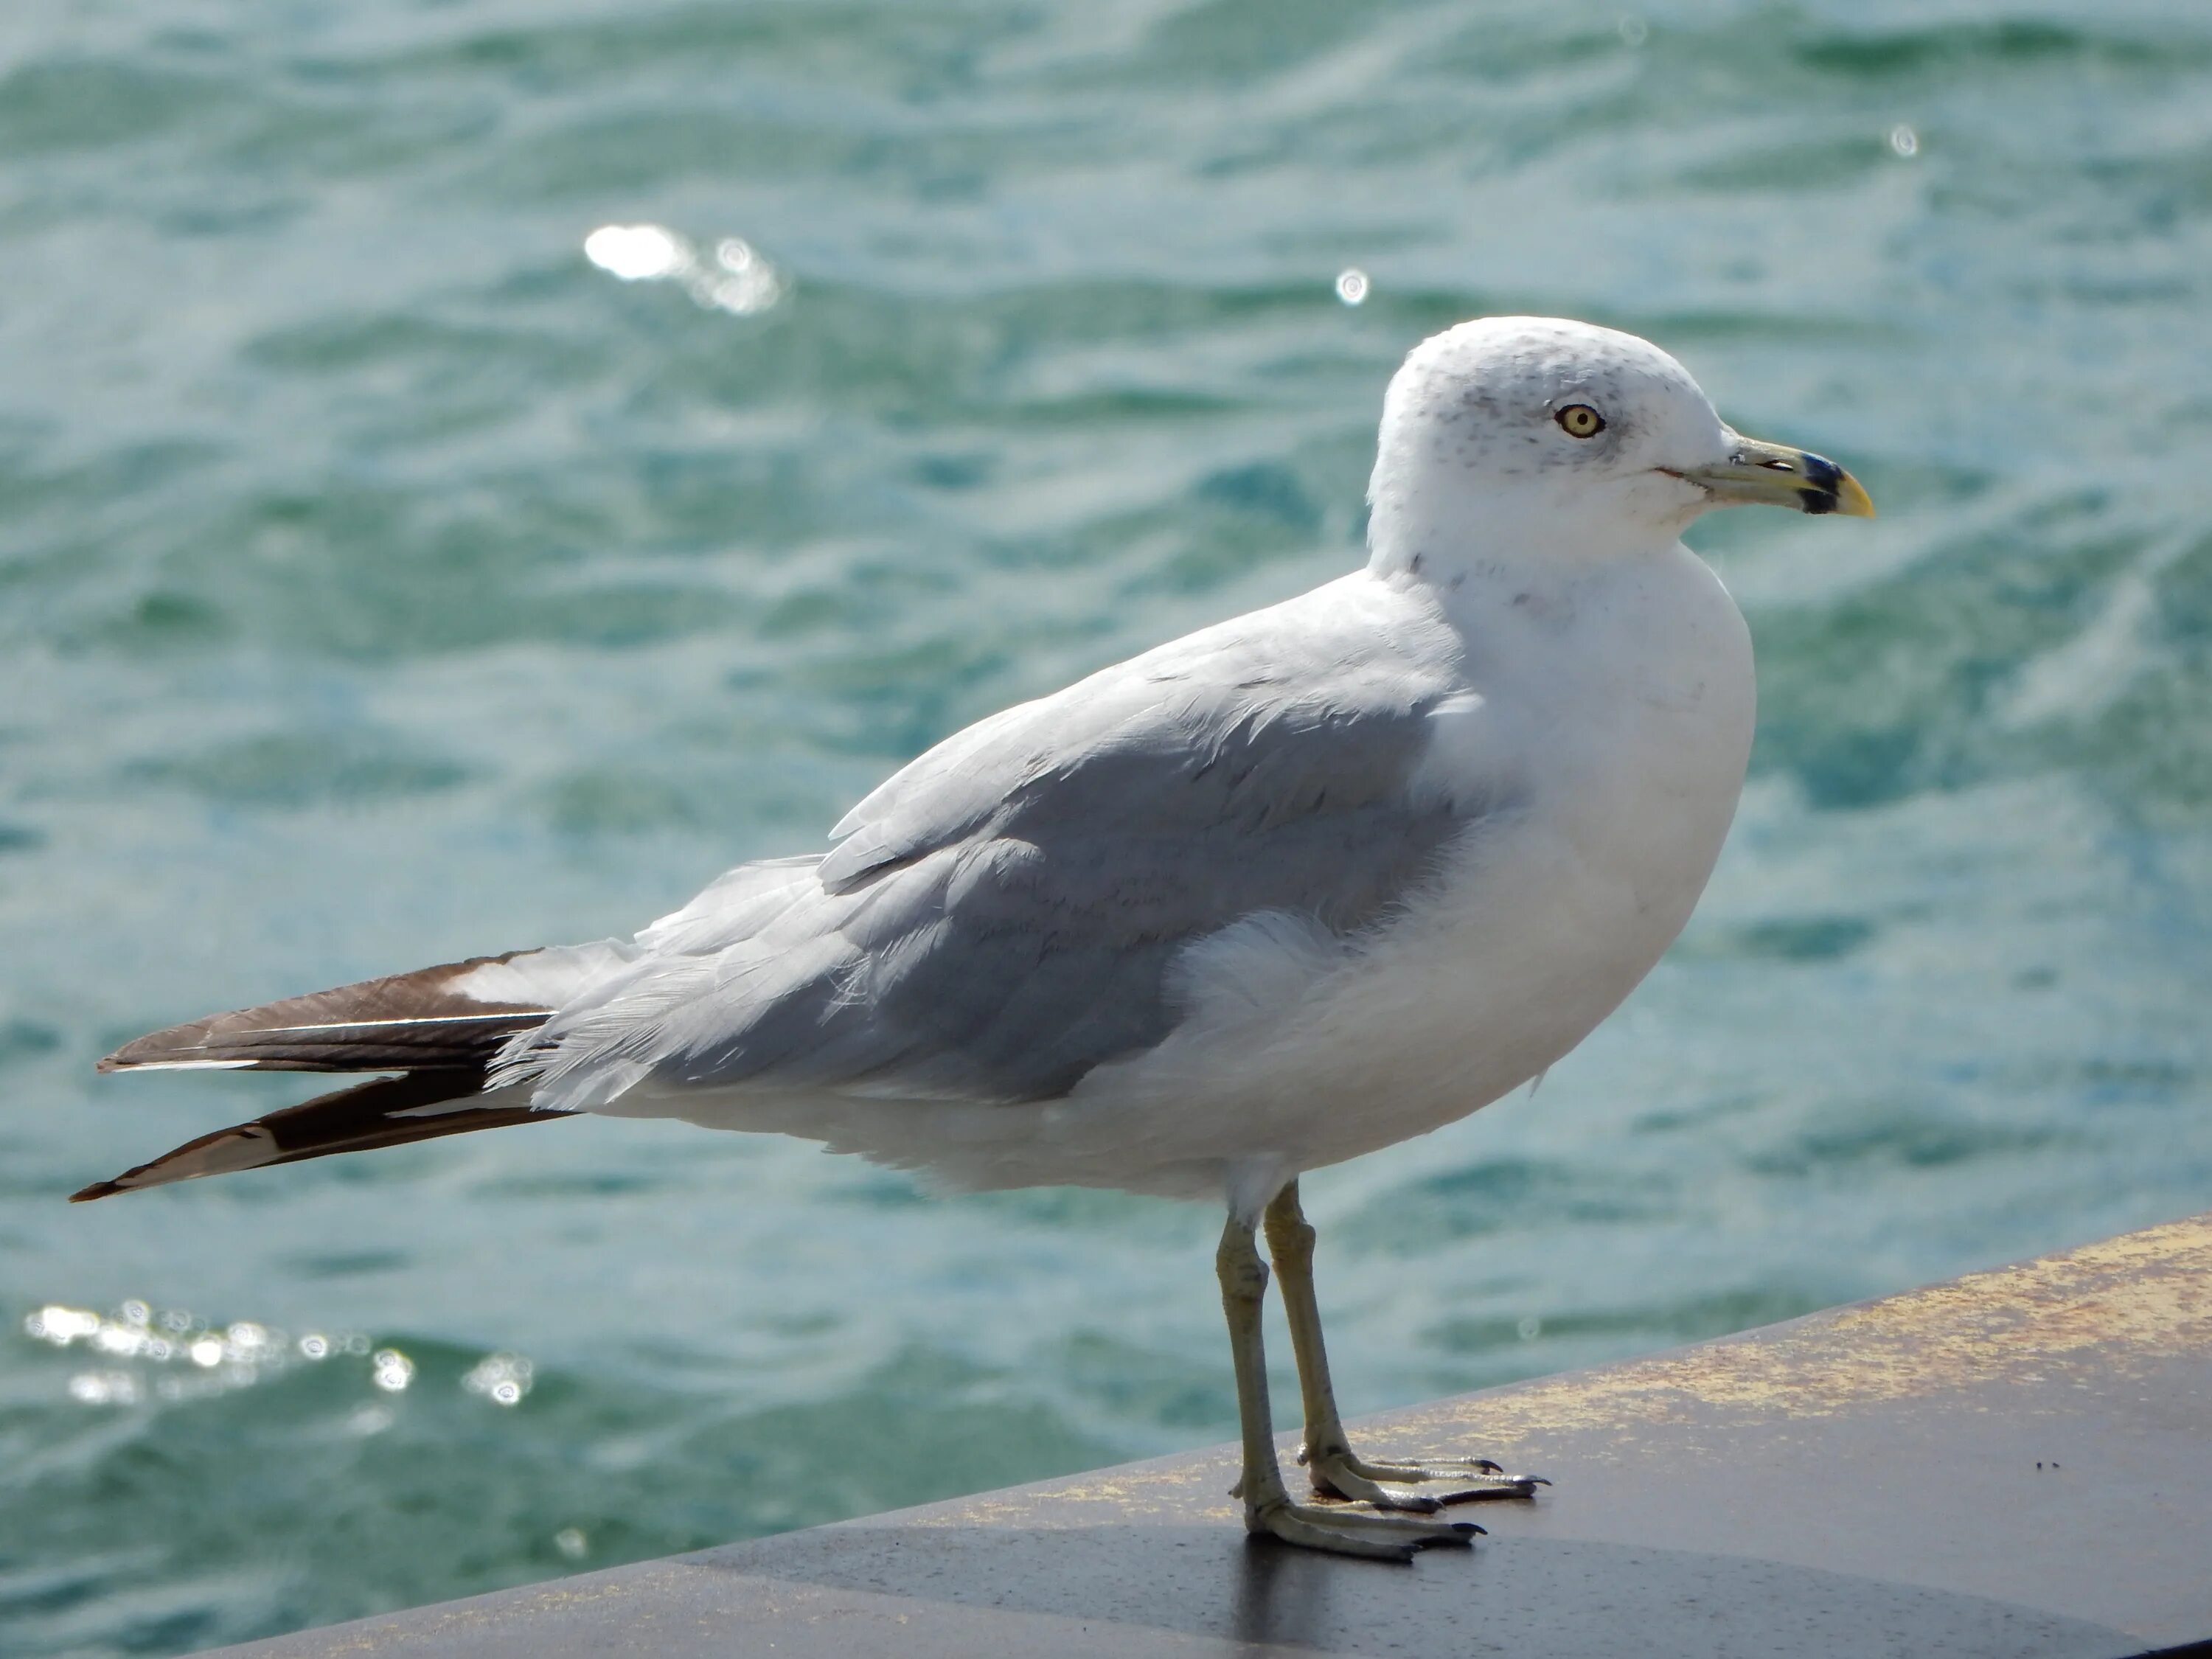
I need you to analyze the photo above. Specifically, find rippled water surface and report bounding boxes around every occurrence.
[7,1,2212,1652]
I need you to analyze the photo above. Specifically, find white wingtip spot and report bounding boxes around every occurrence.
[117,1059,260,1072]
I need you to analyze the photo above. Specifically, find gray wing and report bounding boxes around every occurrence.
[503,577,1476,1110]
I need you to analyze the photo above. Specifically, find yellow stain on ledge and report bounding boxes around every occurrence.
[1402,1209,2212,1449]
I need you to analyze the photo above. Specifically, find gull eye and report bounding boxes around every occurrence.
[1555,403,1605,439]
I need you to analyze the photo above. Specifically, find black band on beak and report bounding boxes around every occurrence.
[1797,452,1845,515]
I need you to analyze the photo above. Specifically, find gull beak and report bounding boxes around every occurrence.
[1676,434,1876,518]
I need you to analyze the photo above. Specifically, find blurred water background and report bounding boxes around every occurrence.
[6,0,2212,1651]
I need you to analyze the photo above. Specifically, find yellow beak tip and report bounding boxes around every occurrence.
[1832,472,1877,519]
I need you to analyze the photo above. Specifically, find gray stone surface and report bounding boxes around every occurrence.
[206,1211,2212,1658]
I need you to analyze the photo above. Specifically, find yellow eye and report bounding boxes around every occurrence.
[1556,403,1605,438]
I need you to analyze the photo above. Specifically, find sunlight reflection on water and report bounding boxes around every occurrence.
[583,223,786,316]
[25,1299,525,1413]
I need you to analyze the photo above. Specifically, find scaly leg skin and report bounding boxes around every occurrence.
[1263,1181,1549,1513]
[1217,1213,1480,1561]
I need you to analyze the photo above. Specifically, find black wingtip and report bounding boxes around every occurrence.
[67,1078,566,1203]
[65,1124,275,1202]
[94,950,557,1076]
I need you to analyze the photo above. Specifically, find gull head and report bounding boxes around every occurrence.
[1366,316,1871,571]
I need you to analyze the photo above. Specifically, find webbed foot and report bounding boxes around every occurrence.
[1301,1443,1548,1512]
[1245,1492,1483,1562]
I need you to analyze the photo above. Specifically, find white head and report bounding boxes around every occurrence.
[1366,316,1870,577]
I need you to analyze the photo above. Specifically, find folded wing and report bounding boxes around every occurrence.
[91,578,1485,1191]
[500,577,1478,1112]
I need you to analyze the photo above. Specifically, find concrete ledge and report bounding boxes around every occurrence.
[209,1212,2212,1658]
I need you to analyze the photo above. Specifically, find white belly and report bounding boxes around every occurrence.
[947,547,1754,1198]
[656,549,1753,1205]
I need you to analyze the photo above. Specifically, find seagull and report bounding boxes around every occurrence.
[82,316,1871,1559]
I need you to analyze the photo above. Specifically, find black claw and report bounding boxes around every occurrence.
[1435,1478,1544,1507]
[1450,1521,1486,1536]
[1470,1458,1503,1475]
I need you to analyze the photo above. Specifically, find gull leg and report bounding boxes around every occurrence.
[1262,1180,1547,1511]
[1217,1210,1478,1560]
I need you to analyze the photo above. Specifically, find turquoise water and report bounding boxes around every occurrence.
[7,0,2212,1650]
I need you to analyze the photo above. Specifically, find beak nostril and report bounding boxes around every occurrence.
[1759,459,1795,473]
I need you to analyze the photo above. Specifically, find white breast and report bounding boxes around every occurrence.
[1049,548,1755,1195]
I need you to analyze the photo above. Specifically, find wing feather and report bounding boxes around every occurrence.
[504,576,1480,1110]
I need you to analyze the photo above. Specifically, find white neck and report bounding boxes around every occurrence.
[1368,468,1704,591]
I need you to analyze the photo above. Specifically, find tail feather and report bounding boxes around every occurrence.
[72,1072,565,1201]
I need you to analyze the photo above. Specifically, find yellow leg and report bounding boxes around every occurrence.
[1263,1180,1547,1511]
[1217,1209,1481,1559]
